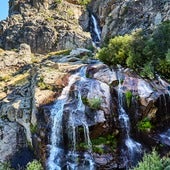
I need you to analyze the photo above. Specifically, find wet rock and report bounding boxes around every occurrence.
[87,63,118,85]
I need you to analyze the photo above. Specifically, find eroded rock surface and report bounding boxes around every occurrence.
[0,0,91,53]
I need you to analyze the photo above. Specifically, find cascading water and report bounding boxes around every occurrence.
[48,67,95,170]
[117,69,142,168]
[90,14,101,47]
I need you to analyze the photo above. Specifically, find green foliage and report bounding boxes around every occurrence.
[30,123,38,134]
[156,59,170,78]
[77,0,91,5]
[140,62,154,79]
[26,160,43,170]
[166,49,170,62]
[83,97,102,110]
[132,150,170,170]
[96,34,133,66]
[47,49,71,57]
[54,0,62,4]
[96,21,170,79]
[137,117,152,132]
[91,135,117,154]
[37,76,53,90]
[78,142,89,150]
[0,75,11,82]
[125,90,133,108]
[132,150,162,170]
[0,162,14,170]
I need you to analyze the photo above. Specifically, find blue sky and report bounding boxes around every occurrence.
[0,1,8,21]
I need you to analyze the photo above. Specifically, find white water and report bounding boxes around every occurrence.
[117,69,142,166]
[48,67,95,170]
[91,15,101,42]
[137,79,153,98]
[159,129,170,146]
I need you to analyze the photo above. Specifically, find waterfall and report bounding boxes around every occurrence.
[47,67,95,170]
[90,14,101,47]
[117,69,142,167]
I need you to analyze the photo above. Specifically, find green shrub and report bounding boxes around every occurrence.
[26,160,43,170]
[87,97,102,110]
[54,0,62,4]
[132,150,170,170]
[125,90,133,108]
[0,162,14,170]
[140,62,154,79]
[96,34,133,66]
[137,117,152,132]
[77,0,91,5]
[37,76,53,90]
[96,21,170,79]
[156,59,170,79]
[132,150,163,170]
[91,135,117,154]
[30,123,38,134]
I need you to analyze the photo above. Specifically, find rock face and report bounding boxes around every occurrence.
[89,0,170,41]
[0,0,91,53]
[0,121,26,162]
[0,44,169,168]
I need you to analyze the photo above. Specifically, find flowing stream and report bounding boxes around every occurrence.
[117,69,142,167]
[48,67,95,170]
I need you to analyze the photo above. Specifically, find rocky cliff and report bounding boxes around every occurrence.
[0,0,91,53]
[89,0,170,42]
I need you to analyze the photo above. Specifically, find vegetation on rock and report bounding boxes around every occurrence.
[137,117,152,132]
[96,21,170,80]
[82,97,102,110]
[26,160,43,170]
[91,135,117,154]
[0,162,14,170]
[125,90,133,108]
[77,0,91,5]
[132,150,170,170]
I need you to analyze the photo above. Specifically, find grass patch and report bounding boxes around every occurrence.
[37,76,54,90]
[125,90,133,108]
[26,160,43,170]
[82,97,102,110]
[30,123,38,134]
[47,49,71,57]
[137,117,152,132]
[92,135,117,154]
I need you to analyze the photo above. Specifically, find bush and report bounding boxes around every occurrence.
[125,90,133,108]
[96,34,133,66]
[132,150,162,170]
[0,162,14,170]
[137,117,152,132]
[26,160,43,170]
[77,0,91,5]
[140,62,154,79]
[132,150,170,170]
[96,21,170,79]
[87,97,102,110]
